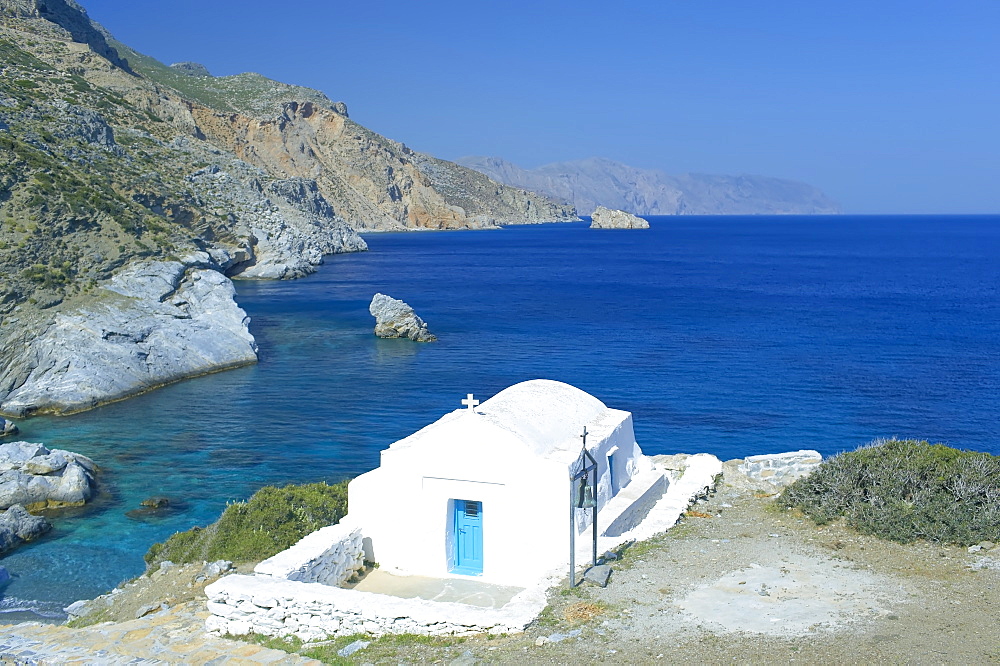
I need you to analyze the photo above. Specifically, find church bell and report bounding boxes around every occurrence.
[576,477,597,509]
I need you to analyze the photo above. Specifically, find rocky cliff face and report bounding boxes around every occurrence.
[0,0,573,416]
[457,156,841,216]
[187,101,576,231]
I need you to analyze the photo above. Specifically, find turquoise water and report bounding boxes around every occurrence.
[2,215,999,620]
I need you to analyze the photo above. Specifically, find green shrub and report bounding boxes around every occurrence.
[778,438,1000,545]
[145,480,350,566]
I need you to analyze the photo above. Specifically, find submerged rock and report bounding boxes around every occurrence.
[0,504,52,556]
[369,293,437,342]
[0,418,17,438]
[590,206,650,229]
[0,441,98,511]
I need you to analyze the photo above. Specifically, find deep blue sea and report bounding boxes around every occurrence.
[2,215,999,621]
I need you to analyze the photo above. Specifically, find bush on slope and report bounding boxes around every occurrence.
[145,481,349,566]
[778,438,1000,545]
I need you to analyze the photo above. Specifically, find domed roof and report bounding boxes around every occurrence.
[477,379,608,458]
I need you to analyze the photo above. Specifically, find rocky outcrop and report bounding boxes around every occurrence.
[170,61,211,77]
[0,257,258,416]
[0,503,51,556]
[184,160,368,280]
[590,206,650,229]
[0,418,17,437]
[0,441,97,510]
[458,156,841,216]
[369,294,436,342]
[3,0,134,74]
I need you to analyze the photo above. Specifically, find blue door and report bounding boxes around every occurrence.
[452,499,483,575]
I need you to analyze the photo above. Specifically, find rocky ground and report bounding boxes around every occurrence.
[2,463,999,664]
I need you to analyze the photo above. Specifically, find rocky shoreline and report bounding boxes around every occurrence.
[0,255,258,417]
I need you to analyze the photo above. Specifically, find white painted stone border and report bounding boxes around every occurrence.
[739,449,822,488]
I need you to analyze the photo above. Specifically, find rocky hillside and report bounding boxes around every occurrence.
[457,156,842,216]
[0,0,575,417]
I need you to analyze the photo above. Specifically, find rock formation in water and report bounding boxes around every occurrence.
[369,293,437,342]
[590,206,650,229]
[0,441,98,510]
[457,156,841,216]
[0,419,17,437]
[0,504,51,556]
[0,0,575,415]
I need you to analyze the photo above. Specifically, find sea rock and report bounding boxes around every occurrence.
[0,565,10,589]
[369,293,437,342]
[0,504,52,556]
[140,496,170,509]
[0,258,259,416]
[0,442,98,510]
[0,418,17,437]
[589,206,650,229]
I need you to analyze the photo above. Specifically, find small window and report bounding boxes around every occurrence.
[464,500,480,517]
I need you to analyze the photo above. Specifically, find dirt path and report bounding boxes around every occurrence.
[3,461,999,664]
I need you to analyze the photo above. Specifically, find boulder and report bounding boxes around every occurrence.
[584,563,613,587]
[0,504,52,556]
[0,418,17,437]
[369,293,437,342]
[589,205,650,229]
[0,441,98,511]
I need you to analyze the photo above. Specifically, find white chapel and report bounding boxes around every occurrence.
[346,379,669,588]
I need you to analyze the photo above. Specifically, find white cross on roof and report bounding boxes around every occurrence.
[461,393,480,412]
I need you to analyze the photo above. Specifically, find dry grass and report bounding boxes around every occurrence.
[686,510,714,518]
[562,601,605,624]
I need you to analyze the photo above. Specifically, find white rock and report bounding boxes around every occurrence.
[590,206,649,229]
[369,293,436,342]
[0,261,258,416]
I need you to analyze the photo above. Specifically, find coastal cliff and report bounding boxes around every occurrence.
[0,0,575,416]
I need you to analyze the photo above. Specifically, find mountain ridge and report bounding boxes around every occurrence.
[457,155,841,216]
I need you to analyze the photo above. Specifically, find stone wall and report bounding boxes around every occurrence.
[253,524,364,587]
[738,450,822,488]
[204,574,539,642]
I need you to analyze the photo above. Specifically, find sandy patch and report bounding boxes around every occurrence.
[674,551,902,635]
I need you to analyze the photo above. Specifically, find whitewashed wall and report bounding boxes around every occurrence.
[254,524,364,587]
[347,406,655,588]
[205,574,544,642]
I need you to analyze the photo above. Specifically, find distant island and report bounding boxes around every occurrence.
[457,155,841,216]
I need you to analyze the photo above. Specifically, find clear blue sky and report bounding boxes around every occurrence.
[80,0,999,214]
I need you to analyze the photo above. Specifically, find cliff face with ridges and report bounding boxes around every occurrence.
[457,156,841,216]
[0,0,574,416]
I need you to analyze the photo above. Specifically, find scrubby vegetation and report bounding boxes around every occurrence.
[144,481,349,566]
[779,438,1000,545]
[241,632,466,665]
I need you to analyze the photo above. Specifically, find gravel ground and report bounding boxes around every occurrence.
[4,460,999,664]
